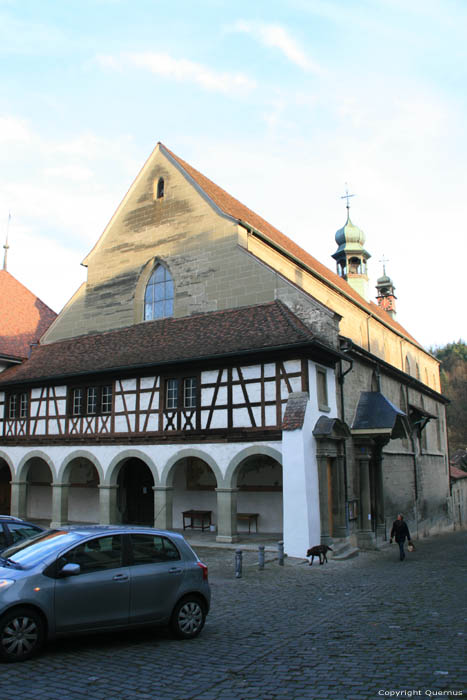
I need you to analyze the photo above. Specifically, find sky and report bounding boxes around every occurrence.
[1,0,466,350]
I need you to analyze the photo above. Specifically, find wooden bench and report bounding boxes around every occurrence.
[237,512,259,534]
[182,510,212,532]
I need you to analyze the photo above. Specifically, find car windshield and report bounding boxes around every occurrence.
[1,530,84,569]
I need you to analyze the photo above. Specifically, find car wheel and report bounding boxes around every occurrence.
[0,607,45,662]
[171,597,206,639]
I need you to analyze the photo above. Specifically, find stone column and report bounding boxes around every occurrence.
[10,481,28,520]
[215,488,239,543]
[317,454,332,546]
[356,444,376,549]
[333,454,348,539]
[98,484,119,525]
[50,483,69,528]
[153,486,174,530]
[373,444,386,540]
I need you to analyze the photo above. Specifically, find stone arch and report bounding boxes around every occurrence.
[0,457,13,514]
[106,450,158,525]
[17,450,57,482]
[17,451,54,523]
[161,449,222,532]
[227,446,283,535]
[161,448,223,488]
[106,449,159,487]
[0,451,15,476]
[58,450,104,484]
[57,451,104,525]
[225,445,282,488]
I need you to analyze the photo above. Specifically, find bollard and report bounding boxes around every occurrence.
[235,549,243,578]
[277,540,284,566]
[258,544,265,570]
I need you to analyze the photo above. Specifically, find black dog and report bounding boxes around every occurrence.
[306,544,333,566]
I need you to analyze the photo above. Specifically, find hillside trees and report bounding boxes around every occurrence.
[432,341,467,455]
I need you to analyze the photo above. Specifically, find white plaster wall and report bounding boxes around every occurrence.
[68,487,99,523]
[282,361,338,558]
[237,491,282,532]
[171,466,217,528]
[27,485,52,520]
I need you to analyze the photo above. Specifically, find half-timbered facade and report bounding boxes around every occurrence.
[0,142,451,557]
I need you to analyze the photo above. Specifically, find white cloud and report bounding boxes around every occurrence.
[97,51,256,95]
[0,116,33,143]
[230,21,323,75]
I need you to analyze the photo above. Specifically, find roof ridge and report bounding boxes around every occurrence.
[160,144,423,351]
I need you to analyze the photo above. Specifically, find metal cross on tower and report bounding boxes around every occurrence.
[379,254,389,275]
[3,212,11,271]
[340,184,355,212]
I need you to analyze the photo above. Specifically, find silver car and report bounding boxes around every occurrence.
[0,525,210,662]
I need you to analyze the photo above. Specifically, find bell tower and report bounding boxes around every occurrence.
[376,259,397,319]
[332,189,371,300]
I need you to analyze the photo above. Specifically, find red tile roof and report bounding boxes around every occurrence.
[282,392,309,431]
[0,301,324,386]
[162,143,422,348]
[0,270,57,361]
[450,465,467,480]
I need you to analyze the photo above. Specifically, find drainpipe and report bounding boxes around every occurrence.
[338,340,354,531]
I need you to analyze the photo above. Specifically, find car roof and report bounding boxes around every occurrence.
[50,525,186,540]
[0,515,43,526]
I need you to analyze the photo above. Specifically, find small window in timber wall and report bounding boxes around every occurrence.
[166,378,178,409]
[101,386,113,413]
[8,394,17,419]
[184,377,197,408]
[316,366,330,411]
[19,393,29,419]
[72,388,84,415]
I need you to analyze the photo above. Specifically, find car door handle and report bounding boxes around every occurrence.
[113,573,129,581]
[169,568,183,574]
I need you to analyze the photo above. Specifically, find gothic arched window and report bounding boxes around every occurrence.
[405,355,411,376]
[144,264,174,320]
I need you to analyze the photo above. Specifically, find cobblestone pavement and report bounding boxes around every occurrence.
[0,530,465,700]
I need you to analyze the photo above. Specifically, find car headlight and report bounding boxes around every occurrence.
[0,579,15,591]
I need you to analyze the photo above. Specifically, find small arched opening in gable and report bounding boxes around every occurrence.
[154,177,165,200]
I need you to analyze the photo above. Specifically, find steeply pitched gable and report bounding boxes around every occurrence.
[0,270,57,361]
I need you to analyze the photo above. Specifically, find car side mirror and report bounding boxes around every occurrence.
[59,562,81,577]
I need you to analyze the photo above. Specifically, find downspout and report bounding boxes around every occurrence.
[408,400,420,540]
[338,340,354,532]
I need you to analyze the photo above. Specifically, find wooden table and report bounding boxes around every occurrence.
[182,510,212,531]
[237,512,259,533]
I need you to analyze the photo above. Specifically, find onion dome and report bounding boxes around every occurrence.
[333,214,369,258]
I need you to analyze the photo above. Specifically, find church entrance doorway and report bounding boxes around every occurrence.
[0,460,11,514]
[117,459,154,525]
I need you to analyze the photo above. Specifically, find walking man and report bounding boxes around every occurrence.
[390,513,412,561]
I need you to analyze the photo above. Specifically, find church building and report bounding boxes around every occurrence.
[0,143,450,557]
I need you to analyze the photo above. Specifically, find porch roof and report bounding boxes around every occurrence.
[0,300,340,386]
[351,391,409,439]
